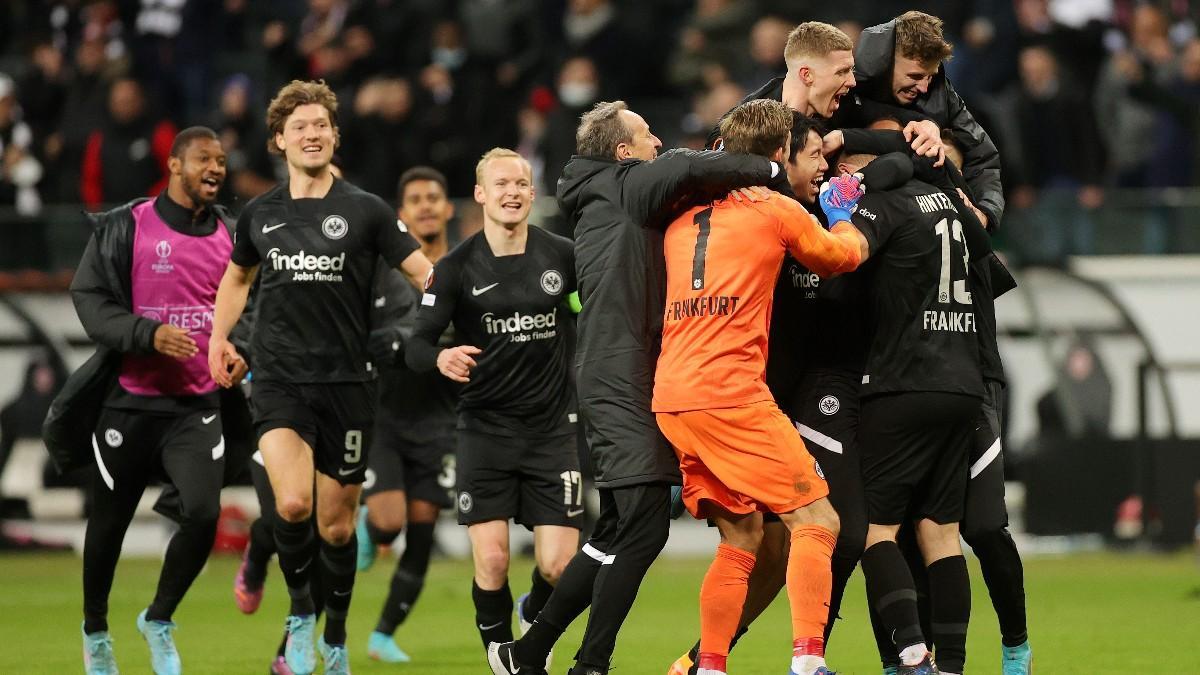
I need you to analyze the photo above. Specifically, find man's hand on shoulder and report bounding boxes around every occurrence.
[727,186,773,203]
[903,120,945,167]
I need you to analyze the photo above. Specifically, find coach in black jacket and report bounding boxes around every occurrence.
[488,101,780,675]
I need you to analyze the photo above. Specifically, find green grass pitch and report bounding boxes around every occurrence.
[5,550,1198,673]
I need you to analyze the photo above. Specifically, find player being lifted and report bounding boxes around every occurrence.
[653,99,867,675]
[357,166,460,664]
[208,80,431,675]
[406,148,580,673]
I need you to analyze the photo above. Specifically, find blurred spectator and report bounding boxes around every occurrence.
[1095,4,1177,188]
[667,0,757,91]
[208,75,277,202]
[1015,0,1107,88]
[1000,45,1103,261]
[1006,46,1104,205]
[80,78,176,209]
[560,0,627,96]
[0,351,67,491]
[458,0,543,149]
[298,0,349,63]
[1126,38,1200,187]
[739,16,790,90]
[18,40,69,154]
[1036,336,1112,438]
[341,77,423,200]
[678,80,745,149]
[542,56,601,192]
[0,74,45,215]
[50,36,111,203]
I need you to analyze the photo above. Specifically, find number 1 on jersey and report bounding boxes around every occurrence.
[691,207,714,290]
[934,218,972,305]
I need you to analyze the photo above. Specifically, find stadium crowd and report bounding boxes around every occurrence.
[1,0,1200,223]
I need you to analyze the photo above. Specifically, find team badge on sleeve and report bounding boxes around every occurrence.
[396,218,409,233]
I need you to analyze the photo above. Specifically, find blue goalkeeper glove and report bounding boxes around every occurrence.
[818,172,865,227]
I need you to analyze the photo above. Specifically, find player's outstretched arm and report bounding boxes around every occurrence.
[625,149,779,229]
[396,249,433,290]
[405,255,473,381]
[209,262,256,388]
[778,174,869,277]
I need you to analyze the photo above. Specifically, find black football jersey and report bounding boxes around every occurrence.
[370,260,460,427]
[851,179,984,399]
[230,178,420,383]
[406,226,577,437]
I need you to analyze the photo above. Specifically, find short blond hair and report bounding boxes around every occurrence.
[719,99,792,158]
[895,11,953,66]
[784,22,854,63]
[475,147,531,185]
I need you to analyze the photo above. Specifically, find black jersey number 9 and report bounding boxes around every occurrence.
[344,430,363,463]
[690,207,714,291]
[934,218,972,305]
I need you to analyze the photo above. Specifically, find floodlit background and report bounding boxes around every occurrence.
[0,1,1198,672]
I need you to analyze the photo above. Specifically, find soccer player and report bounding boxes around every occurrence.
[839,145,987,675]
[654,99,867,675]
[72,126,235,675]
[357,166,459,664]
[488,101,784,675]
[405,148,580,670]
[208,80,431,675]
[713,21,945,164]
[852,11,1004,228]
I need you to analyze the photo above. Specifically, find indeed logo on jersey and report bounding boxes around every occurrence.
[267,247,344,282]
[789,265,819,299]
[482,309,558,342]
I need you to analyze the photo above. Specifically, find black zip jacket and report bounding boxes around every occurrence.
[42,198,253,474]
[558,149,776,487]
[854,18,1005,229]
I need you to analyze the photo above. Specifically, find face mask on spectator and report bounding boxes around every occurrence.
[432,47,466,70]
[558,82,597,107]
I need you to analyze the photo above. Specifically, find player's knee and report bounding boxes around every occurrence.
[836,515,866,560]
[368,509,406,535]
[961,525,1008,554]
[475,546,510,579]
[816,505,841,538]
[182,500,222,528]
[321,521,355,546]
[537,556,570,585]
[722,526,763,554]
[276,495,313,523]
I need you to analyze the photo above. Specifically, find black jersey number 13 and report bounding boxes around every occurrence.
[934,218,972,305]
[691,207,714,291]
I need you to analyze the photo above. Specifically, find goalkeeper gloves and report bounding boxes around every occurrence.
[818,172,865,227]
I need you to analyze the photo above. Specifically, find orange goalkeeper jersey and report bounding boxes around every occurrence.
[652,193,863,412]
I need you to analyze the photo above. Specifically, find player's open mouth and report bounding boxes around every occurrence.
[200,176,220,192]
[501,201,523,211]
[809,176,822,192]
[302,144,322,154]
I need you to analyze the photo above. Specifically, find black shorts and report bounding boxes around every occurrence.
[455,429,583,530]
[94,406,225,521]
[786,371,867,547]
[364,415,456,509]
[964,380,1009,535]
[859,391,981,525]
[250,380,376,485]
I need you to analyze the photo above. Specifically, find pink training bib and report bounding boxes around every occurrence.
[118,200,232,397]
